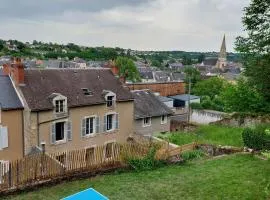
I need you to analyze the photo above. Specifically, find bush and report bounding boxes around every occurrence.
[190,103,203,110]
[242,125,270,150]
[127,146,166,171]
[180,150,205,161]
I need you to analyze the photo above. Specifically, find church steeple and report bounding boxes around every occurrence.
[216,34,227,69]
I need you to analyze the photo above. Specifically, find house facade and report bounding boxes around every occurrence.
[132,90,173,136]
[3,60,134,156]
[0,71,24,162]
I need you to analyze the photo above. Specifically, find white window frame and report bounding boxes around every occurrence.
[104,112,119,132]
[84,115,97,137]
[104,91,116,108]
[0,125,8,150]
[54,119,68,144]
[53,94,67,114]
[161,115,168,124]
[104,140,116,160]
[85,145,97,164]
[142,117,151,127]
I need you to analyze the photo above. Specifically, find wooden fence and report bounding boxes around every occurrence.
[0,142,157,193]
[0,141,197,193]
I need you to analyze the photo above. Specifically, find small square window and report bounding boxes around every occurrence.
[55,99,66,113]
[143,117,151,127]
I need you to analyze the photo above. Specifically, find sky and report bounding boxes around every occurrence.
[0,0,250,52]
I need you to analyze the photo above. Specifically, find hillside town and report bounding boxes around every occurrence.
[0,0,269,199]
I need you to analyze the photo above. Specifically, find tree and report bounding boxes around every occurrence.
[193,77,227,99]
[115,57,141,82]
[184,67,201,85]
[235,0,270,101]
[198,53,205,63]
[221,78,266,113]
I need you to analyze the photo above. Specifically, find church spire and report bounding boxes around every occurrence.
[216,34,227,69]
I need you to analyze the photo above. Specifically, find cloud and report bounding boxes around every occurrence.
[0,0,249,51]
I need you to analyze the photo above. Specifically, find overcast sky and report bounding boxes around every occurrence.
[0,0,249,52]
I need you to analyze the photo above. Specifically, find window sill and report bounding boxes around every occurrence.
[142,124,151,128]
[54,140,67,145]
[104,129,118,134]
[83,133,97,138]
[161,122,167,125]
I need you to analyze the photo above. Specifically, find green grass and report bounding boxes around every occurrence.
[3,154,270,200]
[157,125,244,147]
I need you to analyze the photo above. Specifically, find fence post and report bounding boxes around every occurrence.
[8,162,11,188]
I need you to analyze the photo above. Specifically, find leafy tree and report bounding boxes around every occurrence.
[116,57,141,82]
[220,78,266,112]
[235,0,270,101]
[184,67,201,85]
[193,77,227,99]
[198,53,205,63]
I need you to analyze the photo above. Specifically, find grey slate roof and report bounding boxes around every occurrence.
[0,73,23,110]
[20,68,134,111]
[169,94,200,101]
[132,90,173,119]
[158,96,174,103]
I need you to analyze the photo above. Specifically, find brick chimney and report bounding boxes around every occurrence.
[4,58,25,85]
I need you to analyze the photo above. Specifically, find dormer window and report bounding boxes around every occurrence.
[107,96,114,107]
[55,99,65,113]
[103,91,116,108]
[51,93,67,114]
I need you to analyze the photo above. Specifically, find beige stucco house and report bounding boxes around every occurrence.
[3,60,134,161]
[0,71,24,163]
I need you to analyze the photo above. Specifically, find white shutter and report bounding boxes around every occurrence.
[1,127,8,149]
[51,123,56,144]
[103,115,107,132]
[67,121,72,141]
[95,116,100,133]
[115,113,119,129]
[81,118,86,137]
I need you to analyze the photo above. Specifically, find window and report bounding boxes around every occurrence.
[104,113,119,132]
[85,147,95,164]
[85,117,95,135]
[55,122,65,141]
[55,99,66,113]
[82,88,93,96]
[106,96,114,107]
[0,126,8,150]
[107,114,113,131]
[105,142,114,159]
[143,117,151,127]
[161,115,168,124]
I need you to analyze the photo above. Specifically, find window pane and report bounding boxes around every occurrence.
[107,115,113,130]
[56,122,65,141]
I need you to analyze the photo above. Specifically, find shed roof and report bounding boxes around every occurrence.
[169,94,200,101]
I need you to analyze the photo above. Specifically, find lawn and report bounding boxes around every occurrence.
[157,125,244,147]
[3,154,270,200]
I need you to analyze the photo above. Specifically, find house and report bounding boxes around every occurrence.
[168,62,184,71]
[169,94,200,108]
[3,60,135,158]
[132,90,173,136]
[158,96,174,109]
[0,70,24,162]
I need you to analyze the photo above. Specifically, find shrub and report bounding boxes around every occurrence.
[190,103,203,110]
[180,150,205,161]
[126,146,166,171]
[242,125,270,150]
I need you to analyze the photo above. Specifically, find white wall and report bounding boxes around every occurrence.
[191,110,223,124]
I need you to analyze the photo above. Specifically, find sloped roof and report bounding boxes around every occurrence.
[132,90,173,119]
[0,72,23,110]
[169,94,200,101]
[203,58,218,66]
[20,69,133,111]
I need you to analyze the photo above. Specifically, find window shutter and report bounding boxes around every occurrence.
[103,115,107,132]
[81,118,86,137]
[95,116,100,133]
[115,113,119,129]
[0,127,8,149]
[51,123,56,144]
[67,121,72,141]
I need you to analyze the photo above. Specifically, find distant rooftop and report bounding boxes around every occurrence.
[169,94,200,101]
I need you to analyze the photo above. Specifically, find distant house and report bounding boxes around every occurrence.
[3,60,135,159]
[169,94,200,108]
[140,71,155,83]
[132,90,173,136]
[153,71,172,82]
[168,62,184,71]
[0,69,24,162]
